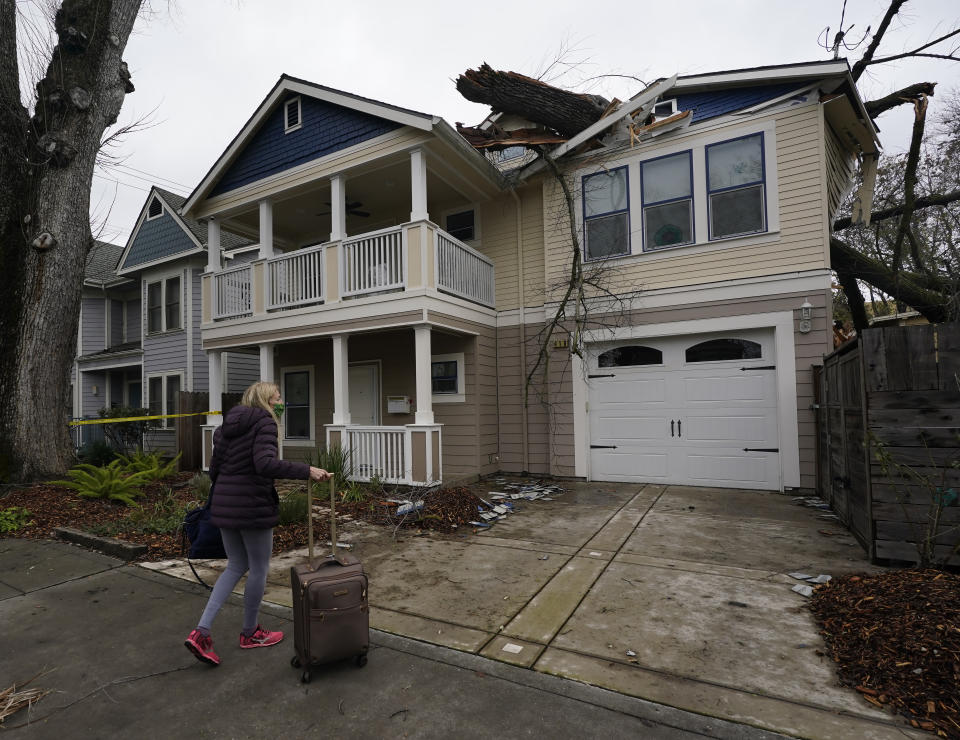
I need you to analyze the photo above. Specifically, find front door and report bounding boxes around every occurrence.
[349,363,380,426]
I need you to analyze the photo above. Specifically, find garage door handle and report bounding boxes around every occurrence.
[677,420,681,437]
[741,365,776,371]
[588,373,616,378]
[743,448,779,452]
[591,444,617,449]
[670,420,674,437]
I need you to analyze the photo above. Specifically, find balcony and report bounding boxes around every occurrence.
[204,220,494,325]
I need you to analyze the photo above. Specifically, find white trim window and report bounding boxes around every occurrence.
[431,352,465,404]
[583,166,630,260]
[146,372,182,429]
[284,97,302,133]
[146,275,182,333]
[640,150,694,250]
[445,209,475,242]
[146,196,163,220]
[706,132,767,240]
[281,366,314,442]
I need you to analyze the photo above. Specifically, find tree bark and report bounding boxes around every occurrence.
[456,64,609,138]
[0,0,142,481]
[864,82,936,118]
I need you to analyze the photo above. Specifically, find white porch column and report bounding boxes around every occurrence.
[206,218,221,272]
[330,174,346,242]
[259,343,275,384]
[259,199,274,259]
[409,149,428,222]
[331,334,351,425]
[207,350,223,426]
[414,325,434,424]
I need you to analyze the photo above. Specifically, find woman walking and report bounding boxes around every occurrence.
[185,381,330,666]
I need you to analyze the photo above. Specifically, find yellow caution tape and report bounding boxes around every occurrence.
[69,410,222,427]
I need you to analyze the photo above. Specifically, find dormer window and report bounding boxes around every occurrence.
[284,97,302,133]
[652,98,678,120]
[147,197,163,220]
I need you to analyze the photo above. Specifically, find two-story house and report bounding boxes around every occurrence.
[74,188,260,455]
[181,60,877,491]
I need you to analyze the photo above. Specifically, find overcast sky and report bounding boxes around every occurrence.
[17,0,960,246]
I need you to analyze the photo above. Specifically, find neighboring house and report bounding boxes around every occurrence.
[73,188,259,454]
[179,60,877,491]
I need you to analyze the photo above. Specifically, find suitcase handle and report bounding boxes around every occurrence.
[307,478,350,567]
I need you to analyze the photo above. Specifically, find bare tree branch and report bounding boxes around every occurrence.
[851,0,908,81]
[866,27,960,67]
[890,94,929,271]
[832,187,960,231]
[864,81,936,117]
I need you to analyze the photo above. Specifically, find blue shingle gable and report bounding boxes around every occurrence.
[210,95,403,197]
[673,82,805,123]
[122,209,198,269]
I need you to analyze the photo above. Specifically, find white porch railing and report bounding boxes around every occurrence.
[214,264,252,319]
[341,426,407,483]
[435,231,495,307]
[268,243,324,310]
[340,226,405,298]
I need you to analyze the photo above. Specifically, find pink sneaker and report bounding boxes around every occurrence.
[185,629,220,666]
[239,625,284,649]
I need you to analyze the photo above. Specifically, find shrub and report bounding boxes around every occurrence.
[118,450,181,483]
[98,406,150,454]
[315,444,352,489]
[124,486,190,534]
[278,489,309,526]
[53,461,152,506]
[78,440,116,467]
[190,472,212,500]
[0,506,34,533]
[341,480,369,504]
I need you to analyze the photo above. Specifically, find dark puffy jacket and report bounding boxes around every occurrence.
[208,405,310,529]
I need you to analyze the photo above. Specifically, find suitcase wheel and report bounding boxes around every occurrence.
[356,654,368,667]
[301,669,312,684]
[291,655,302,669]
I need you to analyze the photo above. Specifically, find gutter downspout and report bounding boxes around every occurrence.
[509,187,529,474]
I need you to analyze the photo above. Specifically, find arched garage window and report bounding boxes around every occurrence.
[685,338,761,363]
[598,345,663,367]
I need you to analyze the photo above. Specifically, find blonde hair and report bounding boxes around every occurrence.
[241,381,280,424]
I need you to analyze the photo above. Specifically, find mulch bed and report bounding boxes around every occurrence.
[1,479,484,563]
[810,570,960,738]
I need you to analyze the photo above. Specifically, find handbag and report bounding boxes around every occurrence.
[182,491,226,588]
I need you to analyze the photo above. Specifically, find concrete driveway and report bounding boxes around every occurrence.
[145,482,923,740]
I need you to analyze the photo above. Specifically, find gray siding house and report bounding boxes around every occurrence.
[73,188,258,455]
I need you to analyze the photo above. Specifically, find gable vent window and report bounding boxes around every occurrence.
[652,99,678,120]
[284,97,302,133]
[147,197,163,220]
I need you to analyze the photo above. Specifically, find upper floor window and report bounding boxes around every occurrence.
[583,166,629,260]
[706,133,766,239]
[284,97,302,133]
[641,151,693,250]
[147,276,181,333]
[147,197,163,220]
[446,210,475,242]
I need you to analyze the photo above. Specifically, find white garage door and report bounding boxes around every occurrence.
[588,330,780,490]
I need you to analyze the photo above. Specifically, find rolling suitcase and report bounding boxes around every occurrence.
[290,477,369,683]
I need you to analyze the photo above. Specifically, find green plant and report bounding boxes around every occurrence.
[118,450,181,483]
[314,444,353,489]
[190,472,212,500]
[78,440,116,467]
[341,480,369,504]
[0,506,34,533]
[53,460,151,506]
[278,489,309,526]
[124,486,190,534]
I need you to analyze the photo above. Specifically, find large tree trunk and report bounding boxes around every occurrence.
[0,0,141,482]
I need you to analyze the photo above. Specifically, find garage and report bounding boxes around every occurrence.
[587,329,781,490]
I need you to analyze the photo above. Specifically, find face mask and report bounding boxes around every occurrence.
[273,403,285,418]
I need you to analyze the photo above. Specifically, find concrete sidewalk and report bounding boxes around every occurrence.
[144,482,925,740]
[1,537,787,739]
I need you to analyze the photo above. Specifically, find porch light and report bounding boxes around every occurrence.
[799,299,813,334]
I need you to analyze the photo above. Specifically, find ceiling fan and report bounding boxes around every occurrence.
[317,200,370,218]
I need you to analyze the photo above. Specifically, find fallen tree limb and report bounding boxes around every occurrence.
[832,188,960,232]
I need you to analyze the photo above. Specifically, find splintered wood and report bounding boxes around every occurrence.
[810,570,960,738]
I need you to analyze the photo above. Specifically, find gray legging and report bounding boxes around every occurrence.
[198,527,273,635]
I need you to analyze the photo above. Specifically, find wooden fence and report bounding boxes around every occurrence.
[176,392,242,471]
[816,322,960,565]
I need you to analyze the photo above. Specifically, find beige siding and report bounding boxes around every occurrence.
[824,122,856,223]
[497,289,833,489]
[538,105,830,302]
